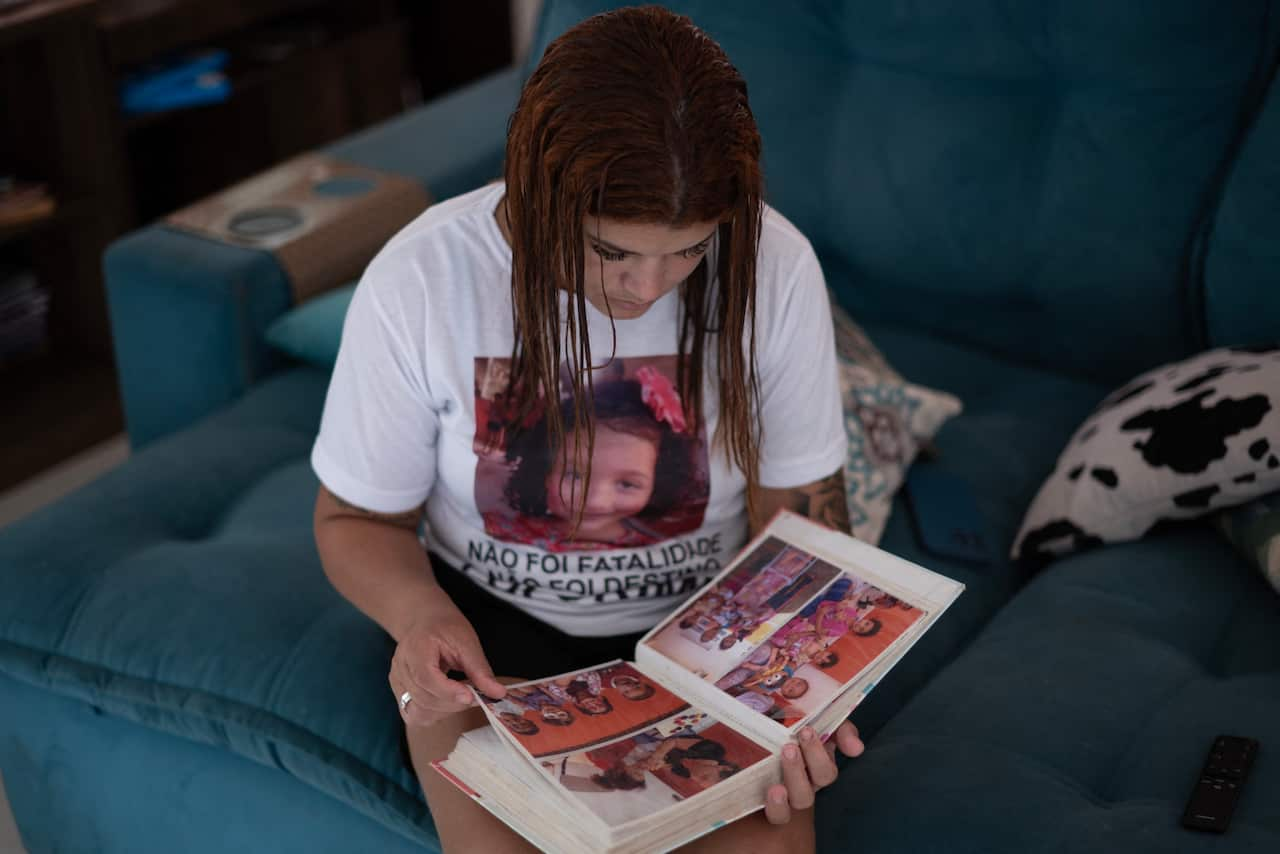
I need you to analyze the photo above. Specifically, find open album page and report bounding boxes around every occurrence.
[638,512,962,746]
[468,660,773,837]
[437,724,771,854]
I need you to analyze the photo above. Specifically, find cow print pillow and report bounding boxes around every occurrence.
[1013,346,1280,563]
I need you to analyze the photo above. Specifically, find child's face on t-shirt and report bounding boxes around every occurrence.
[546,425,659,541]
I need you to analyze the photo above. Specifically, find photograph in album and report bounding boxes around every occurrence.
[480,661,689,758]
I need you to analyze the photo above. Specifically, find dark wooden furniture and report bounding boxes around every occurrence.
[0,0,511,494]
[1,0,129,491]
[100,0,414,222]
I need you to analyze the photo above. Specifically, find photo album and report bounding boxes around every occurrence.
[433,510,964,853]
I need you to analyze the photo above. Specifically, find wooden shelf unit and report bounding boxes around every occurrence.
[0,0,511,494]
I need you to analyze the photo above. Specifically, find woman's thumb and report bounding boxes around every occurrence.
[458,643,505,700]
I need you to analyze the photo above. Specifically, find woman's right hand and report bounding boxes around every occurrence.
[389,584,507,728]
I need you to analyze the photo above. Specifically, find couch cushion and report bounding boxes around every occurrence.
[0,367,437,847]
[866,321,1109,535]
[265,282,356,369]
[1201,41,1280,351]
[818,526,1280,852]
[530,0,1280,385]
[849,320,1111,735]
[0,672,433,854]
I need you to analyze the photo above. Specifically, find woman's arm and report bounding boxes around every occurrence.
[748,469,849,536]
[313,484,441,643]
[313,484,507,726]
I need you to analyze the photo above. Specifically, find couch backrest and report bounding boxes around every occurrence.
[529,0,1280,384]
[1199,36,1280,350]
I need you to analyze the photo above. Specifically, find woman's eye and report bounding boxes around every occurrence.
[590,243,627,262]
[679,241,710,259]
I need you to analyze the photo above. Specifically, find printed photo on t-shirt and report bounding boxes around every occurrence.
[473,355,710,552]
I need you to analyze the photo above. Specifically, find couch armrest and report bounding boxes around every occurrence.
[105,67,523,449]
[105,231,293,450]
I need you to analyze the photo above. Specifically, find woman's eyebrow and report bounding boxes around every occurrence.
[591,229,717,256]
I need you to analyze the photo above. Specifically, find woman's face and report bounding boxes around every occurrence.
[546,425,658,539]
[582,217,719,318]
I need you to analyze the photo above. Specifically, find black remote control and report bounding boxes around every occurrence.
[1181,735,1259,833]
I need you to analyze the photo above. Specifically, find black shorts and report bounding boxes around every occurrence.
[431,553,648,680]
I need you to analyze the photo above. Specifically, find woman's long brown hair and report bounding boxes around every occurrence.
[503,5,764,520]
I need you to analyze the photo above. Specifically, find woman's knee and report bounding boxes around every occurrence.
[403,711,530,852]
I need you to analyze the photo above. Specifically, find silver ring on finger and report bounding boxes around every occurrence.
[398,690,413,713]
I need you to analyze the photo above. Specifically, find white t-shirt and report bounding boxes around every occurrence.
[311,183,844,636]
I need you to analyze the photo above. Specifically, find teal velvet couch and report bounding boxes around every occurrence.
[3,2,1279,851]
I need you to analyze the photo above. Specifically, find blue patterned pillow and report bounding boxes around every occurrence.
[831,299,963,544]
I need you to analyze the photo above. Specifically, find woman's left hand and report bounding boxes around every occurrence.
[764,721,864,824]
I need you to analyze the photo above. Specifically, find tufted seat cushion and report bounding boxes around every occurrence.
[819,525,1280,852]
[0,367,437,847]
[848,319,1112,735]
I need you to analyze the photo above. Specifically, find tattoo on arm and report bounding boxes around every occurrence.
[752,470,851,535]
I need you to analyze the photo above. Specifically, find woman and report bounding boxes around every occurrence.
[312,7,861,852]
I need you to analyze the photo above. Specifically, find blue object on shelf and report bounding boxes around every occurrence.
[120,50,232,115]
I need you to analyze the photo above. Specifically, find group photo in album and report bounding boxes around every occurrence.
[537,711,771,828]
[645,538,925,727]
[481,662,689,757]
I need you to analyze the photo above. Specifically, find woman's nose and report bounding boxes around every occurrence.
[625,259,667,300]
